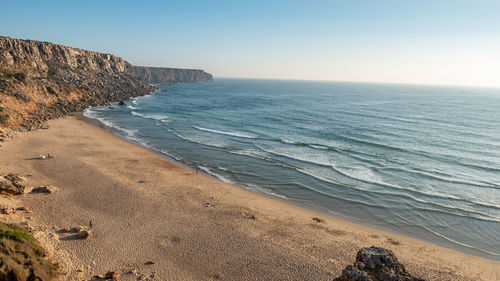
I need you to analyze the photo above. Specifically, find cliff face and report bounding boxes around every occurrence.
[0,36,212,131]
[0,37,130,75]
[130,66,213,84]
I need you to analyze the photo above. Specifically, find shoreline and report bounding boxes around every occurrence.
[0,114,498,280]
[82,106,499,262]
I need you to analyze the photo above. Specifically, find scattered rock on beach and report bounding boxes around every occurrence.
[126,269,138,275]
[31,185,57,194]
[5,173,27,184]
[59,226,86,233]
[105,271,120,279]
[0,185,25,195]
[387,238,401,245]
[312,217,323,222]
[0,175,26,195]
[2,206,28,214]
[334,246,426,281]
[59,227,72,233]
[0,128,8,140]
[77,230,93,239]
[16,206,29,212]
[1,207,13,215]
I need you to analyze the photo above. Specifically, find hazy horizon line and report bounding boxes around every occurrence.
[213,76,500,90]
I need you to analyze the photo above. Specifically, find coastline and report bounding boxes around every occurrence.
[0,114,498,280]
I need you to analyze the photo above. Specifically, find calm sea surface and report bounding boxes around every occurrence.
[84,78,500,260]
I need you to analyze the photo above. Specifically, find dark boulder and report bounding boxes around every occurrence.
[334,247,426,281]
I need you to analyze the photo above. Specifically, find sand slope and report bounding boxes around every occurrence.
[0,114,498,281]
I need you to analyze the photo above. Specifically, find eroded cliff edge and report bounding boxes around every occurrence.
[0,36,212,131]
[130,66,213,84]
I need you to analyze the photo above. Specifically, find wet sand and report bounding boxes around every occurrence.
[0,114,498,280]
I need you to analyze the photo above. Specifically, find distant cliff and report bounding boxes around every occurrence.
[0,36,212,131]
[130,66,213,84]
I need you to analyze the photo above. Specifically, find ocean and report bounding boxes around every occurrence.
[84,78,500,260]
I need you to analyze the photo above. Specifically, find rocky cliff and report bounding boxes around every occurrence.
[130,66,213,84]
[0,36,212,131]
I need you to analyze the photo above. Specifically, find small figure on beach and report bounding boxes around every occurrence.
[89,220,93,229]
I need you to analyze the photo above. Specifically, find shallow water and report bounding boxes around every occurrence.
[84,78,500,260]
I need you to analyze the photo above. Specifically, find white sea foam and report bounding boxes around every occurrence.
[417,170,499,189]
[309,144,328,150]
[261,146,333,167]
[131,111,169,122]
[84,109,139,139]
[157,149,181,161]
[127,105,139,110]
[194,126,256,139]
[229,149,270,161]
[245,183,288,199]
[281,139,297,144]
[262,147,469,204]
[295,166,500,222]
[167,129,227,148]
[198,165,233,183]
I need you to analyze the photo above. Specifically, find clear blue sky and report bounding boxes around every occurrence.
[2,0,500,87]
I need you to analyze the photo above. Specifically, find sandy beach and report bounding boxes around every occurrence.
[0,114,498,281]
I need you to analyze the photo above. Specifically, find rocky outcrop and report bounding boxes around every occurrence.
[334,247,426,281]
[0,36,153,129]
[130,65,213,84]
[0,174,26,195]
[0,36,213,130]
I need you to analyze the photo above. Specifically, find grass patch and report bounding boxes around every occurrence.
[0,223,59,280]
[0,226,35,244]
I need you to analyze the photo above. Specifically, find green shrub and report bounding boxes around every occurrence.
[0,223,59,280]
[0,70,26,81]
[47,65,58,78]
[0,226,35,244]
[13,72,26,81]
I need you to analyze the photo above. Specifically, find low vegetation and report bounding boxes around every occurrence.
[0,106,9,125]
[47,65,58,78]
[0,223,59,280]
[0,69,26,81]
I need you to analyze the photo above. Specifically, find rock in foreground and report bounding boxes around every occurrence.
[31,185,57,194]
[334,247,426,281]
